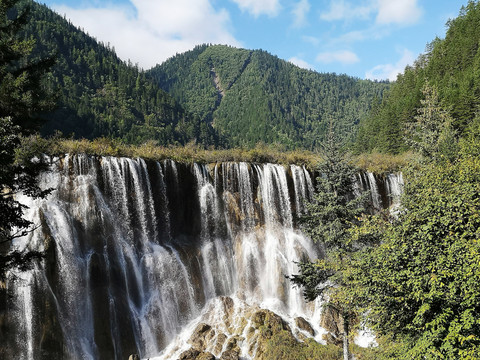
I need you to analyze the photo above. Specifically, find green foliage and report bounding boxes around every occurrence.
[149,44,390,150]
[289,134,370,305]
[350,147,480,359]
[263,331,342,360]
[21,1,217,147]
[0,0,54,278]
[356,0,480,154]
[0,0,55,130]
[289,134,371,360]
[301,136,368,253]
[404,81,458,161]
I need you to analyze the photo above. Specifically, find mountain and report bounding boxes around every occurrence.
[24,1,389,150]
[148,45,391,149]
[23,1,218,146]
[355,1,480,154]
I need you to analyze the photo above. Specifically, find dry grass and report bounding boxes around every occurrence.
[27,137,320,167]
[353,151,414,173]
[20,136,411,172]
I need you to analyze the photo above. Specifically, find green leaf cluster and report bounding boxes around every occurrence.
[351,143,480,359]
[263,331,342,360]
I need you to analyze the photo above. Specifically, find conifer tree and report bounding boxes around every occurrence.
[404,81,458,161]
[0,0,54,279]
[289,131,369,360]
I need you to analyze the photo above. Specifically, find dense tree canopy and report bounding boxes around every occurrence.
[356,0,480,154]
[21,1,218,147]
[289,133,371,360]
[149,44,390,150]
[350,141,480,359]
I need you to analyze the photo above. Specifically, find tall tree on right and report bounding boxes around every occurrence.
[351,141,480,359]
[404,81,458,162]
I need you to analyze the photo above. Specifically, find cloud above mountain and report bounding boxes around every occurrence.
[365,48,415,81]
[43,0,462,80]
[54,0,240,69]
[316,50,360,65]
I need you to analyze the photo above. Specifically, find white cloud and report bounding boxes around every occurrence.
[320,0,422,25]
[376,0,422,25]
[291,0,310,28]
[230,0,281,17]
[289,56,315,70]
[52,0,240,69]
[302,35,320,46]
[330,25,391,45]
[320,0,373,22]
[365,48,415,81]
[316,50,359,65]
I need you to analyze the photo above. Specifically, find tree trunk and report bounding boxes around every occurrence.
[343,314,350,360]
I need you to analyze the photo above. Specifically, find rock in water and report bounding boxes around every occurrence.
[295,316,315,336]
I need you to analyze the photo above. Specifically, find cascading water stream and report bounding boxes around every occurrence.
[1,155,402,359]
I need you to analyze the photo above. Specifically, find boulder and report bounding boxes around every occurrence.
[179,348,200,360]
[252,309,290,335]
[213,332,227,354]
[220,349,240,360]
[295,316,315,336]
[188,323,215,350]
[320,306,344,346]
[197,352,216,360]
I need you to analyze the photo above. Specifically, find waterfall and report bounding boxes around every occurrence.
[356,171,404,210]
[1,155,397,359]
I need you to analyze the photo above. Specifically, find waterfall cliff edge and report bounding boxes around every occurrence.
[0,154,402,359]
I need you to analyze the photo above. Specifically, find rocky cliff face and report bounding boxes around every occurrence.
[1,155,402,359]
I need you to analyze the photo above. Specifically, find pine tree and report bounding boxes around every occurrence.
[0,0,54,279]
[289,131,369,360]
[404,81,458,161]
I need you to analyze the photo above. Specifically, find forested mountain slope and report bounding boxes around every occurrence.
[23,1,389,150]
[356,1,480,154]
[23,1,218,146]
[148,45,390,149]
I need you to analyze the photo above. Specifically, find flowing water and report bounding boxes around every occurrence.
[1,155,403,359]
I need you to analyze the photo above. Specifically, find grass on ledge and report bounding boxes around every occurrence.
[353,151,414,174]
[21,136,320,168]
[19,135,411,172]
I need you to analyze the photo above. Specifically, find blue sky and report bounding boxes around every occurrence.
[40,0,468,80]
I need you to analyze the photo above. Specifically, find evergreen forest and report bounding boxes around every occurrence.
[13,0,389,150]
[148,45,389,149]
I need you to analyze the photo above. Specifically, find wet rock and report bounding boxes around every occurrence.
[213,332,227,354]
[295,316,315,336]
[220,349,240,360]
[179,348,200,360]
[225,335,243,353]
[197,352,216,360]
[220,296,234,314]
[219,296,236,332]
[320,306,344,346]
[223,191,242,226]
[128,355,140,360]
[252,309,290,335]
[188,323,215,350]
